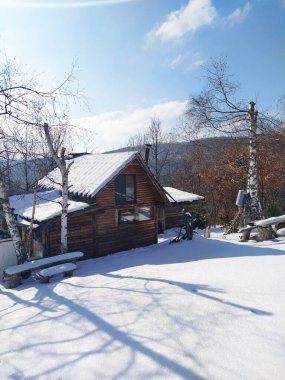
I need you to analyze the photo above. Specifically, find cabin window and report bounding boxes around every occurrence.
[115,174,136,205]
[118,207,153,224]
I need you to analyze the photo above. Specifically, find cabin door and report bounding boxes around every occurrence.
[157,207,165,233]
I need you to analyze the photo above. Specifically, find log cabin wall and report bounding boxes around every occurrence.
[94,158,161,256]
[41,207,97,259]
[164,204,184,230]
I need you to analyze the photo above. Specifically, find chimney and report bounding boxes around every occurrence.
[144,144,152,166]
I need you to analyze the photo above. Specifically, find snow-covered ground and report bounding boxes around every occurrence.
[1,229,285,380]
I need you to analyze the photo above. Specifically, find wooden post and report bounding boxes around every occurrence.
[204,226,211,238]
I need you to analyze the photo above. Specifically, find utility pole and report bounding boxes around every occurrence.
[247,101,262,221]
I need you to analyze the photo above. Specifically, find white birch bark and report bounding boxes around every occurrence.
[44,123,73,254]
[60,170,69,253]
[247,101,262,221]
[27,182,38,257]
[0,177,27,264]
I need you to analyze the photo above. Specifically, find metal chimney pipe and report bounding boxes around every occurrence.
[144,144,152,166]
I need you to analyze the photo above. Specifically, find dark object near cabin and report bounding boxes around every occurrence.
[170,211,194,244]
[162,187,205,232]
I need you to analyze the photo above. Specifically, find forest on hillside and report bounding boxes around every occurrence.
[113,129,285,226]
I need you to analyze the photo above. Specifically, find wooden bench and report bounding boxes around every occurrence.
[4,251,84,288]
[238,215,285,242]
[36,263,77,283]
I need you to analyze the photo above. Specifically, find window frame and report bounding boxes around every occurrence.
[118,206,154,225]
[115,174,136,205]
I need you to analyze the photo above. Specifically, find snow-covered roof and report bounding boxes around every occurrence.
[39,152,137,198]
[164,187,204,203]
[9,190,90,223]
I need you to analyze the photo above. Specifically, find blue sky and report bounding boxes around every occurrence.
[0,0,284,151]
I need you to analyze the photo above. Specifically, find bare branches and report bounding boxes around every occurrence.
[0,55,83,261]
[0,55,82,195]
[127,116,175,183]
[184,58,280,140]
[0,56,80,129]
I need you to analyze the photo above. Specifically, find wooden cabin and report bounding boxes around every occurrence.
[9,152,169,259]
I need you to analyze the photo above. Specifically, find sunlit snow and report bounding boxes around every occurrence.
[1,229,285,379]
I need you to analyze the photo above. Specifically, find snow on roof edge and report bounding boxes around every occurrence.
[164,187,204,204]
[9,190,90,223]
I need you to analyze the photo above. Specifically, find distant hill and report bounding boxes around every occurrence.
[107,137,246,186]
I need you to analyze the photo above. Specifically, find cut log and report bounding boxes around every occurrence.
[239,225,255,242]
[240,229,251,242]
[256,226,274,242]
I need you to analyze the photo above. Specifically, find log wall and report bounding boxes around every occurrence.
[42,208,96,258]
[164,204,184,230]
[94,160,159,256]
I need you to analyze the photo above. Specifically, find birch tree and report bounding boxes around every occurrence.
[0,171,27,263]
[0,56,77,263]
[247,101,262,220]
[184,58,278,221]
[43,123,73,254]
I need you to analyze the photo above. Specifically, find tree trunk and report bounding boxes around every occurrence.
[27,182,38,257]
[44,123,72,254]
[247,101,262,221]
[0,177,27,264]
[60,169,69,253]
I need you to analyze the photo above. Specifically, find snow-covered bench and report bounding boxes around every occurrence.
[36,263,77,283]
[239,215,285,242]
[4,251,84,288]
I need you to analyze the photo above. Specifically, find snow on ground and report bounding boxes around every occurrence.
[1,229,285,380]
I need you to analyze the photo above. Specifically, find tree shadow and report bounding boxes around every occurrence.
[1,283,205,380]
[1,234,280,378]
[104,273,273,317]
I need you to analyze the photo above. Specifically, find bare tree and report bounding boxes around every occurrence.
[128,116,174,183]
[184,57,279,221]
[127,132,147,155]
[0,56,77,263]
